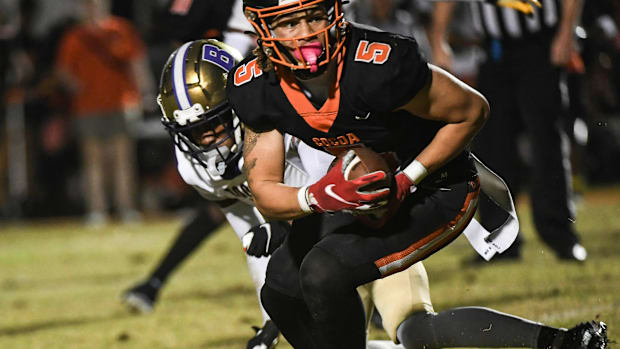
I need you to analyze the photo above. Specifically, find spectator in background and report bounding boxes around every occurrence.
[431,0,588,262]
[0,0,12,211]
[0,0,36,218]
[161,0,234,44]
[55,0,156,227]
[0,1,14,216]
[224,0,258,56]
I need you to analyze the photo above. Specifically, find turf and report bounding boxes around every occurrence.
[0,186,618,349]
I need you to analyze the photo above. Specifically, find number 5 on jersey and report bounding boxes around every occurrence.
[354,40,391,64]
[234,58,263,86]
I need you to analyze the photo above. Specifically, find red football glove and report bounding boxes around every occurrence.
[302,150,391,213]
[394,171,416,202]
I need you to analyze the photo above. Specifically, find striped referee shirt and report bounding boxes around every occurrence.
[470,0,561,41]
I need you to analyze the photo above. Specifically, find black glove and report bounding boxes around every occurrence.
[486,0,541,15]
[242,221,290,257]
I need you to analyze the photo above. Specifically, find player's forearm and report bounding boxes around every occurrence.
[250,181,310,220]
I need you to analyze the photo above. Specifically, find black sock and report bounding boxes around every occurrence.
[150,208,219,283]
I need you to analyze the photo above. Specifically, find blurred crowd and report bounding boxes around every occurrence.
[0,0,619,223]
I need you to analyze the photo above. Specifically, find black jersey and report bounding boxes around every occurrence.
[227,23,469,172]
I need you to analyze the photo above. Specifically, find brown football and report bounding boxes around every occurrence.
[334,147,393,191]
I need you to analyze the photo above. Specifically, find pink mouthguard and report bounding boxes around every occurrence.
[294,43,323,73]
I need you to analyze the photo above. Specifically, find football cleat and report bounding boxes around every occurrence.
[121,279,161,314]
[247,320,279,349]
[560,321,608,349]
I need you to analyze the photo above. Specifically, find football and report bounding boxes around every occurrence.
[334,147,393,191]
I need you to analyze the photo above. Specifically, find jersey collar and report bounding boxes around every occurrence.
[277,47,346,133]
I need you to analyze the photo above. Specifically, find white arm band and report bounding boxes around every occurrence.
[297,186,313,213]
[402,160,428,185]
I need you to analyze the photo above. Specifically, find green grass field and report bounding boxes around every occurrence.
[1,186,619,349]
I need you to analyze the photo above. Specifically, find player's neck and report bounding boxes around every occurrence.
[296,61,337,106]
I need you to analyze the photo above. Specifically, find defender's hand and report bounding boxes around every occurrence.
[488,0,542,15]
[300,152,390,214]
[242,221,290,257]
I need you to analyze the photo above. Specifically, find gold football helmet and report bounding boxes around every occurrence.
[158,39,244,176]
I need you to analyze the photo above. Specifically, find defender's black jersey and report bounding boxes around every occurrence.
[227,23,467,169]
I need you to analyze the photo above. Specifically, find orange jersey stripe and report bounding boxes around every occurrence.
[278,49,346,133]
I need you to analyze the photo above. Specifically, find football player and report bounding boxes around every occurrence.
[125,37,449,349]
[226,1,608,348]
[138,39,294,349]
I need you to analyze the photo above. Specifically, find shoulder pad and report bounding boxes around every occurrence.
[346,24,430,111]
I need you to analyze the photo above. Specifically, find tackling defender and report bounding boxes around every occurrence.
[145,39,289,349]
